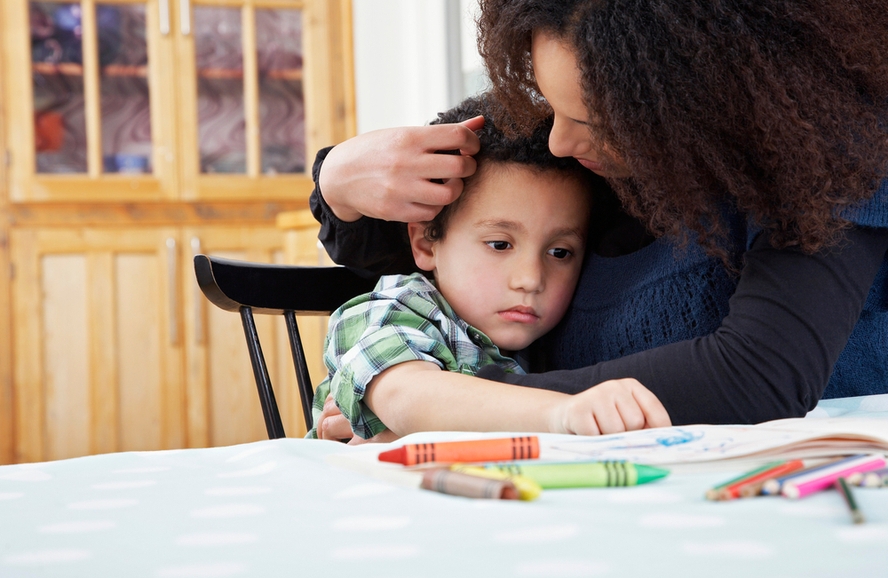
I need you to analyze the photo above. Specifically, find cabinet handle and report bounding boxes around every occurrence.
[180,0,191,35]
[191,237,204,345]
[166,237,180,345]
[159,0,170,35]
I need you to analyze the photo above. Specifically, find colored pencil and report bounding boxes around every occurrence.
[848,467,888,488]
[705,461,784,500]
[761,457,846,495]
[835,477,865,524]
[716,460,805,500]
[781,454,887,499]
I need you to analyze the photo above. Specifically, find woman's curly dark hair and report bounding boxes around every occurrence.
[424,92,598,241]
[478,0,888,255]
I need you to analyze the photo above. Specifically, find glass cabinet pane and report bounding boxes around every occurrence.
[257,9,305,174]
[100,4,152,174]
[31,1,87,173]
[194,7,246,174]
[30,1,153,176]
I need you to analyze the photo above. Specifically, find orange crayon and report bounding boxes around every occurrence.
[378,436,540,466]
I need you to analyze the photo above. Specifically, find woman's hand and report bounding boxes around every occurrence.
[318,116,484,223]
[550,378,672,436]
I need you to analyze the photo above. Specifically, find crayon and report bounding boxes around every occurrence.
[475,461,668,489]
[420,468,518,500]
[378,436,539,466]
[382,437,540,466]
[713,460,805,500]
[449,465,543,501]
[781,454,887,499]
[704,461,786,501]
[835,477,865,524]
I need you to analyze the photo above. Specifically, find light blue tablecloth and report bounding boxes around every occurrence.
[2,395,887,578]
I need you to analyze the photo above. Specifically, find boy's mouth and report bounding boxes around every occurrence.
[498,306,539,324]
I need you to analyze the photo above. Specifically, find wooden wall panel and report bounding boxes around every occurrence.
[116,253,164,451]
[42,255,91,461]
[184,227,287,447]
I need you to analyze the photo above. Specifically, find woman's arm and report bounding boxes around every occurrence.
[362,361,671,436]
[310,147,417,275]
[500,225,888,425]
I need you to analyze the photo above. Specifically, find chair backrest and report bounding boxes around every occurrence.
[193,254,378,438]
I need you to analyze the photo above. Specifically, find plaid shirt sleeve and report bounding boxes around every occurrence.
[307,274,523,439]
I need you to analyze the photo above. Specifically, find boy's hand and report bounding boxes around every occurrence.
[316,394,401,445]
[550,378,671,436]
[316,394,353,441]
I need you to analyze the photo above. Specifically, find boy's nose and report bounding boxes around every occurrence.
[509,255,545,293]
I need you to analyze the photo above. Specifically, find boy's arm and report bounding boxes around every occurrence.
[363,361,671,437]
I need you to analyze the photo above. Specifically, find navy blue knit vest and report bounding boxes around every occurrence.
[549,179,888,398]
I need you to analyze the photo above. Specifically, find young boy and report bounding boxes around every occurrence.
[309,94,670,441]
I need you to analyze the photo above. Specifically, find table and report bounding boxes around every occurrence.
[2,395,887,578]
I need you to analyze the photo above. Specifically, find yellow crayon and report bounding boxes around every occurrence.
[450,464,543,501]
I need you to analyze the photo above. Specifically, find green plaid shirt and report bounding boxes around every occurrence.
[308,273,524,439]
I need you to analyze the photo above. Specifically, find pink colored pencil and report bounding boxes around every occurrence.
[781,454,887,499]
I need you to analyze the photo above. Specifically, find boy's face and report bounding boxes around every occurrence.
[409,163,590,352]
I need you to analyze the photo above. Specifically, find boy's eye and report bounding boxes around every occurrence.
[548,247,572,259]
[485,240,512,251]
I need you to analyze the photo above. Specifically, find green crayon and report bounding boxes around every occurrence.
[480,461,669,489]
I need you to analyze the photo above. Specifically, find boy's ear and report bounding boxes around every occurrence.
[407,222,436,272]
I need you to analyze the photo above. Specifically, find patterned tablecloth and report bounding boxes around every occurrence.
[2,394,887,578]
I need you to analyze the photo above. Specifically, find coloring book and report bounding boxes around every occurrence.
[541,417,888,465]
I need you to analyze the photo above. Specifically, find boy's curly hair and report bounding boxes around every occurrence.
[478,0,888,255]
[424,92,598,241]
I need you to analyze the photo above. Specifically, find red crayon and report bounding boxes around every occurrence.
[378,436,540,466]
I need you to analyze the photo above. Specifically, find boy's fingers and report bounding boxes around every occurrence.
[614,394,647,432]
[317,414,353,441]
[317,396,355,440]
[632,386,672,428]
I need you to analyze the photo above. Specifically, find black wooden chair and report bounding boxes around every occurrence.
[193,255,378,439]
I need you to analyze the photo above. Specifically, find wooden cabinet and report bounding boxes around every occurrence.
[0,0,354,464]
[11,227,185,461]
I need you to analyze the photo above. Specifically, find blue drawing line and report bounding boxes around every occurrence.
[655,429,705,447]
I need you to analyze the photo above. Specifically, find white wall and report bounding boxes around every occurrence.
[351,0,485,134]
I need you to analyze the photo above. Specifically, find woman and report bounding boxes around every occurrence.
[310,0,888,432]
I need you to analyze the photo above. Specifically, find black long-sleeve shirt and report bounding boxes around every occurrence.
[310,147,888,424]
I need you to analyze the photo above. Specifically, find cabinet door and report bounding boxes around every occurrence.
[2,0,180,201]
[174,0,354,202]
[11,227,185,463]
[183,226,307,444]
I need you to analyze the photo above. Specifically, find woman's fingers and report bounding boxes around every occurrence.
[318,123,481,223]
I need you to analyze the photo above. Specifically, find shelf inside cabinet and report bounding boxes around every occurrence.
[32,62,148,78]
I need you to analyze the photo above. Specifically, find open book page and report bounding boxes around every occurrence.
[543,417,888,465]
[325,395,888,476]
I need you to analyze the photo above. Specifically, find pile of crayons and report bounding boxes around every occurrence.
[376,436,669,502]
[705,453,888,524]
